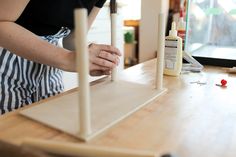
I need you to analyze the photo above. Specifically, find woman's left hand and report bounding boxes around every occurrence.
[88,43,121,76]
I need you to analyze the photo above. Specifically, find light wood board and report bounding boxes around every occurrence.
[20,79,166,141]
[22,138,159,157]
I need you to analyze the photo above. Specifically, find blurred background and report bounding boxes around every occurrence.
[63,0,236,90]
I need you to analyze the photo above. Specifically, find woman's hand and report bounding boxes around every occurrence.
[63,43,121,76]
[88,43,121,76]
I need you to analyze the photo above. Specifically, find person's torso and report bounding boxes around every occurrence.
[16,0,106,35]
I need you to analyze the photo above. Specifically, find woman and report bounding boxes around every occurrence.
[0,0,121,114]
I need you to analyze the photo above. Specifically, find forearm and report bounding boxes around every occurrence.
[0,21,74,71]
[88,7,100,29]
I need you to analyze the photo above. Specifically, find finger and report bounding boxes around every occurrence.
[93,57,117,68]
[103,70,111,75]
[90,63,110,71]
[90,70,111,76]
[98,51,119,65]
[99,44,122,56]
[90,70,104,76]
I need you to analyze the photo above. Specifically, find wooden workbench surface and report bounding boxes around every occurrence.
[1,59,236,157]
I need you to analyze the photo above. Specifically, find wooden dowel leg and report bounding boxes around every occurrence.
[156,13,165,90]
[111,13,118,81]
[74,8,92,137]
[22,138,159,157]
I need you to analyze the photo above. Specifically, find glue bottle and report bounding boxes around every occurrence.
[164,21,182,76]
[177,8,186,50]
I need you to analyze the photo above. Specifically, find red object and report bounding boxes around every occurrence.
[221,79,227,86]
[180,8,184,18]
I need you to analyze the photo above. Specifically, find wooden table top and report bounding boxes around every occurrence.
[1,59,236,157]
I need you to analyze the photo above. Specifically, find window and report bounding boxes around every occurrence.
[185,0,236,66]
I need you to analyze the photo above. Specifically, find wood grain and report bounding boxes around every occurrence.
[22,138,159,157]
[1,59,236,157]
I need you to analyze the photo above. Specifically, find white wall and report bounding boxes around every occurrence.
[139,0,169,63]
[121,0,141,20]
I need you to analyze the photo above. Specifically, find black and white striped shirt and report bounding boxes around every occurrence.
[0,28,70,114]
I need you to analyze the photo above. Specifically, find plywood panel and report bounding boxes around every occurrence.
[20,78,166,141]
